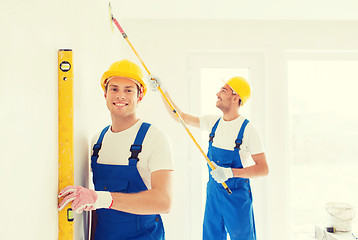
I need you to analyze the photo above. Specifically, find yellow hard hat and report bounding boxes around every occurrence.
[100,59,147,96]
[222,76,251,105]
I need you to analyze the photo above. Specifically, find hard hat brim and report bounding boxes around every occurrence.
[101,71,147,96]
[221,79,237,94]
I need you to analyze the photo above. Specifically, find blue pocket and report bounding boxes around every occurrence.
[94,179,128,193]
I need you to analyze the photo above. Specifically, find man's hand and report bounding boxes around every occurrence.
[210,162,234,183]
[58,186,113,214]
[146,75,167,93]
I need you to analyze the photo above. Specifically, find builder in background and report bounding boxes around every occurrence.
[58,60,173,240]
[149,76,268,240]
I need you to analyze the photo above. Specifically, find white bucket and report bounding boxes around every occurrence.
[326,202,355,232]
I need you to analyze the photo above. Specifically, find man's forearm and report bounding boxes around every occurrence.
[163,92,200,127]
[110,188,172,215]
[232,164,269,178]
[161,92,182,122]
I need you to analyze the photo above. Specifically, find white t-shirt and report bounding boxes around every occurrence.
[200,115,264,168]
[91,120,173,189]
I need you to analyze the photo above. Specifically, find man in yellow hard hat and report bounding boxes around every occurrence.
[58,60,173,240]
[149,75,268,240]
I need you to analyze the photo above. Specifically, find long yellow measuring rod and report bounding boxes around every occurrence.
[108,4,231,194]
[58,49,74,240]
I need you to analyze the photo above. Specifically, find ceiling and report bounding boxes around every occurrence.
[111,0,358,21]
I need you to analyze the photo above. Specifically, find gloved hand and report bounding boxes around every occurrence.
[210,161,234,183]
[58,185,113,214]
[146,75,167,93]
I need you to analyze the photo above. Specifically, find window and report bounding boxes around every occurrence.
[288,60,358,239]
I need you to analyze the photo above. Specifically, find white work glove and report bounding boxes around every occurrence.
[58,185,113,214]
[146,75,167,93]
[210,161,234,183]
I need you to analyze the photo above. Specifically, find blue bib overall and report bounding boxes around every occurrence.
[91,123,165,240]
[203,118,256,240]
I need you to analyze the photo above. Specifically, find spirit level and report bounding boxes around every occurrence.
[58,49,74,240]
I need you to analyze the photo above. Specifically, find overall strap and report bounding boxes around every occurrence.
[209,118,221,143]
[128,122,151,166]
[91,125,110,164]
[234,119,249,149]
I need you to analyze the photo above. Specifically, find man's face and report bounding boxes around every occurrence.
[216,84,239,111]
[104,76,142,119]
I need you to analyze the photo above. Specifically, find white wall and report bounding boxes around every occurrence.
[2,1,358,240]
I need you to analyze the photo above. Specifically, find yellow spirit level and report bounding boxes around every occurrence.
[58,49,74,240]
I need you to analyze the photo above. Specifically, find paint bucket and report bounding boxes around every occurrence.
[326,202,355,232]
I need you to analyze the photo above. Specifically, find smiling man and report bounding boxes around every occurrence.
[149,75,268,240]
[58,59,173,240]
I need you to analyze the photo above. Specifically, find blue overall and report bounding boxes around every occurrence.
[203,118,256,240]
[91,123,165,240]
